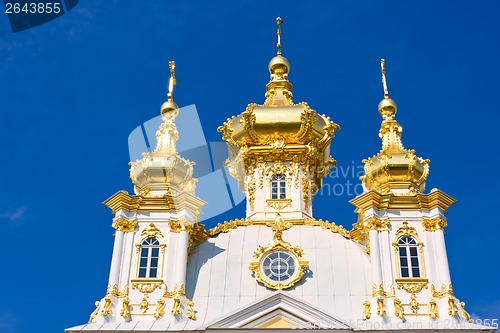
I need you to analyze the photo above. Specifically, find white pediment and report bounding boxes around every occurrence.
[206,292,352,330]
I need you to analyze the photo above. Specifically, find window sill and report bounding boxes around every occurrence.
[395,278,428,293]
[131,278,163,293]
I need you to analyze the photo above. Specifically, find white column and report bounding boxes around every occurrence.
[108,230,125,286]
[379,230,393,289]
[369,229,383,286]
[433,229,451,285]
[173,231,189,287]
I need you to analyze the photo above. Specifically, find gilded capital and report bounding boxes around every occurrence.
[366,216,390,231]
[112,218,138,233]
[422,217,447,231]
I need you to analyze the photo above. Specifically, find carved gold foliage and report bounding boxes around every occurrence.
[372,283,395,298]
[132,279,163,293]
[448,297,458,316]
[207,218,250,237]
[101,295,112,316]
[431,283,454,298]
[106,284,129,298]
[141,223,163,238]
[266,199,292,210]
[410,293,420,314]
[302,176,310,207]
[265,160,290,177]
[459,301,471,322]
[292,156,300,189]
[187,300,196,320]
[120,297,131,319]
[88,301,101,323]
[362,300,371,320]
[140,294,149,314]
[429,299,438,319]
[394,298,404,319]
[163,284,186,299]
[377,297,386,316]
[395,221,417,237]
[112,218,138,233]
[396,278,428,294]
[247,177,256,210]
[154,299,166,318]
[171,298,182,316]
[422,217,447,231]
[304,218,351,238]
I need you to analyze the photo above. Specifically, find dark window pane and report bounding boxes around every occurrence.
[411,257,419,267]
[149,268,157,278]
[400,258,408,267]
[412,268,420,277]
[401,268,409,278]
[410,247,418,256]
[152,238,160,245]
[151,248,159,257]
[408,238,417,244]
[138,268,147,278]
[399,247,407,256]
[140,258,148,267]
[150,258,158,268]
[141,248,148,256]
[280,193,286,199]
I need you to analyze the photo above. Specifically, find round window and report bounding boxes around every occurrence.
[260,250,298,283]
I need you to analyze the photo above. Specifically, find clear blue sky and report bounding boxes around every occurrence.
[0,1,499,332]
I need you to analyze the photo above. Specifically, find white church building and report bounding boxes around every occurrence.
[66,18,493,333]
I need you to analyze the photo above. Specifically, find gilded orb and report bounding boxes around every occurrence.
[268,55,290,76]
[378,97,397,119]
[160,100,179,119]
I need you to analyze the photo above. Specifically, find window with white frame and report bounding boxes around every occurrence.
[138,237,160,278]
[397,236,421,278]
[271,174,286,199]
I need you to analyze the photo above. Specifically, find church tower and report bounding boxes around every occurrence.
[218,17,340,221]
[350,59,472,322]
[86,61,207,326]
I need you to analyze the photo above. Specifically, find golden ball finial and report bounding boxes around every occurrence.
[268,56,290,77]
[160,100,179,120]
[378,97,397,120]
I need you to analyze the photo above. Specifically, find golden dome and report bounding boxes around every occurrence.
[129,61,197,197]
[360,59,429,196]
[218,18,339,193]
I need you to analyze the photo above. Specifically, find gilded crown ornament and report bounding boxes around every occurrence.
[360,59,430,196]
[129,61,197,197]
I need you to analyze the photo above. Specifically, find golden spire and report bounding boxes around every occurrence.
[167,61,176,102]
[360,58,429,196]
[276,17,283,56]
[381,58,389,98]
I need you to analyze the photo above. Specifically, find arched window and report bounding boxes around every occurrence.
[271,174,286,199]
[397,236,420,278]
[138,237,160,278]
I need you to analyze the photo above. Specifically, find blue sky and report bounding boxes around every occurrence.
[0,1,499,332]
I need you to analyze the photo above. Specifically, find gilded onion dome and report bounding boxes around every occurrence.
[129,61,196,197]
[360,59,430,196]
[217,18,340,192]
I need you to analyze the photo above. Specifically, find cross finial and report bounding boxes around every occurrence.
[381,58,389,99]
[276,17,283,56]
[168,61,176,102]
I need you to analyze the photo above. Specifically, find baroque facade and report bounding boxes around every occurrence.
[66,18,492,333]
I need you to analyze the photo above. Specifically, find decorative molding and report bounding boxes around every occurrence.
[187,300,197,320]
[163,284,186,299]
[362,300,371,320]
[140,294,149,314]
[448,297,458,316]
[208,218,251,237]
[459,301,471,322]
[429,299,438,319]
[431,283,454,298]
[396,278,428,294]
[101,295,112,316]
[372,283,395,298]
[304,218,351,239]
[394,298,404,319]
[366,216,390,231]
[154,299,166,318]
[112,218,138,232]
[422,216,447,231]
[88,301,100,323]
[376,297,386,316]
[302,176,310,207]
[247,177,256,210]
[106,284,129,299]
[120,297,131,318]
[266,199,292,210]
[131,278,163,293]
[410,293,420,314]
[171,298,181,316]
